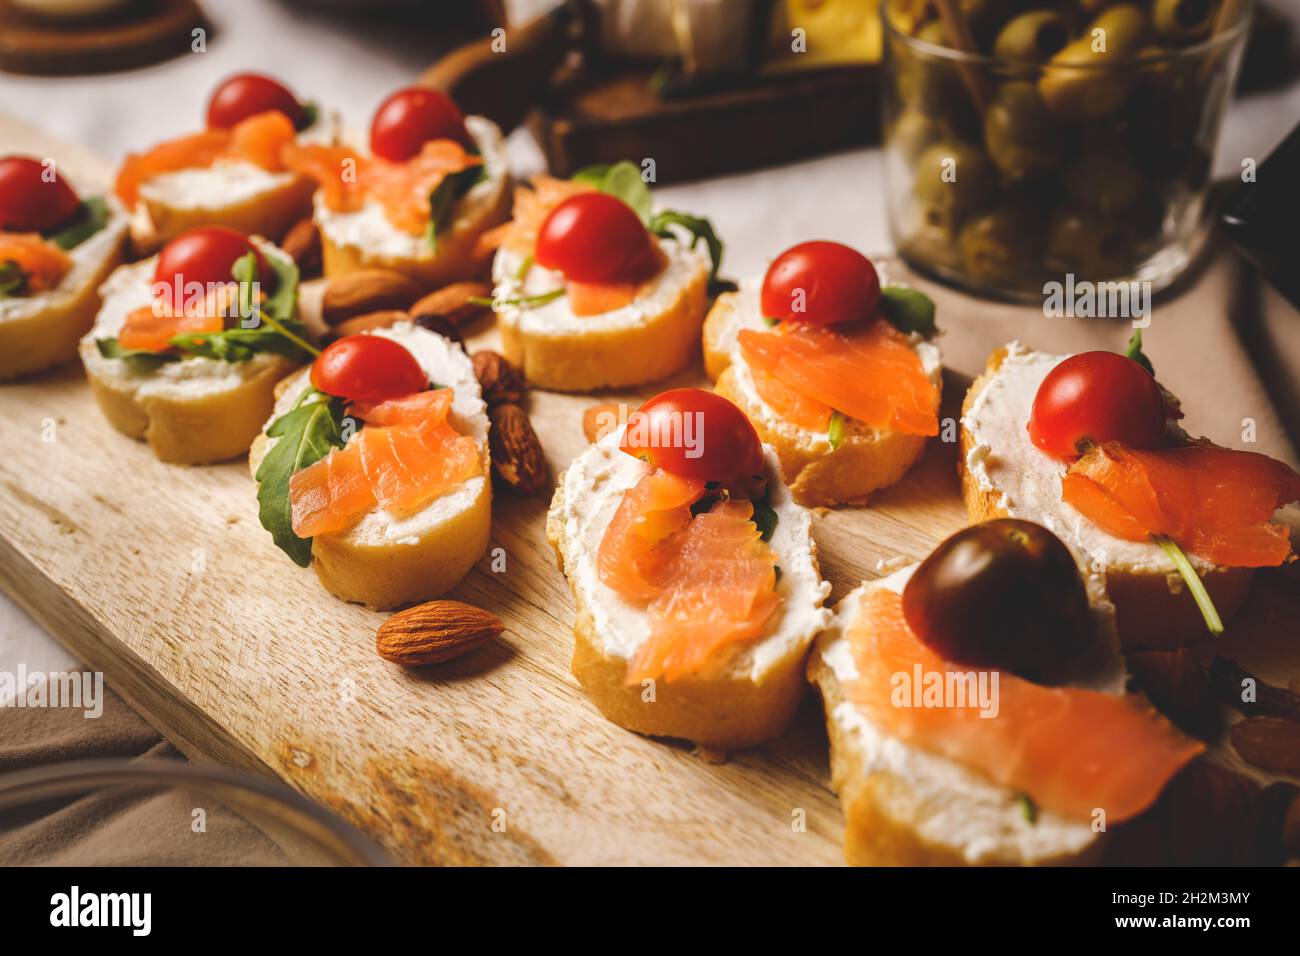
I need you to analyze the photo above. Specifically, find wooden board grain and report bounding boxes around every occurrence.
[2,118,1296,866]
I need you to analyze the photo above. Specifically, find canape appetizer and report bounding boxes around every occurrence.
[115,73,336,253]
[80,226,312,464]
[703,241,941,506]
[250,324,491,610]
[483,161,726,392]
[809,520,1203,866]
[284,86,508,287]
[0,156,129,379]
[546,387,832,749]
[961,338,1300,647]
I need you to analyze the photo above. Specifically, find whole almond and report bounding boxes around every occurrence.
[472,350,526,405]
[489,403,547,493]
[281,217,322,277]
[332,310,411,337]
[410,281,492,324]
[323,270,422,325]
[376,600,504,666]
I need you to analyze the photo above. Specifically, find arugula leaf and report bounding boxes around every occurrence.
[425,164,488,251]
[255,387,346,567]
[828,410,846,450]
[0,260,25,298]
[297,101,320,133]
[469,289,565,310]
[1155,535,1223,635]
[879,285,936,336]
[95,337,178,368]
[1125,329,1155,376]
[45,197,110,251]
[1016,792,1038,824]
[647,210,733,294]
[570,164,611,189]
[751,488,779,541]
[223,251,314,359]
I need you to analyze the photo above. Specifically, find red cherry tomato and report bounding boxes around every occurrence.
[535,193,657,284]
[1027,351,1167,458]
[207,73,305,129]
[311,335,428,403]
[152,227,270,311]
[370,87,470,161]
[0,155,81,232]
[760,240,881,326]
[621,388,765,483]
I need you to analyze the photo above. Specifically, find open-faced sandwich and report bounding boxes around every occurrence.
[809,519,1204,866]
[1,155,129,379]
[114,73,337,253]
[250,324,491,610]
[704,241,941,506]
[482,161,726,392]
[547,387,832,749]
[961,337,1300,647]
[284,86,508,288]
[81,226,312,464]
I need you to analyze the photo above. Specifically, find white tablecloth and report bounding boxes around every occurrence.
[2,0,1299,675]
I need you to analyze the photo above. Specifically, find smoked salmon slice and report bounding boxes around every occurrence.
[1061,442,1300,567]
[0,233,73,294]
[117,283,248,352]
[846,587,1203,823]
[738,320,938,436]
[348,388,451,427]
[283,140,481,236]
[597,470,780,683]
[477,175,595,258]
[747,362,833,431]
[114,111,298,206]
[289,399,481,538]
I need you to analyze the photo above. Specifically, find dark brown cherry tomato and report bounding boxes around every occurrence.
[901,519,1094,684]
[1027,351,1167,458]
[535,193,658,284]
[370,87,470,161]
[152,227,270,311]
[207,73,306,129]
[0,155,81,232]
[760,240,881,326]
[621,388,765,484]
[311,335,428,402]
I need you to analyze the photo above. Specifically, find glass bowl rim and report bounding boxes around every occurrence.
[881,0,1255,69]
[0,757,393,866]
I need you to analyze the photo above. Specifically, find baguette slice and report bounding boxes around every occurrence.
[249,323,491,610]
[125,112,340,255]
[809,565,1124,866]
[703,282,941,506]
[546,429,832,750]
[0,200,129,380]
[493,238,709,393]
[316,116,510,289]
[79,237,302,465]
[959,344,1251,649]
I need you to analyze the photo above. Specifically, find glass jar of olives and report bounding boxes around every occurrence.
[881,0,1253,299]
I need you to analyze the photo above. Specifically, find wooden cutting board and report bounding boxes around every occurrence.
[1,118,1295,865]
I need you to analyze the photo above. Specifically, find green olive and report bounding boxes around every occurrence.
[983,82,1063,179]
[958,205,1042,287]
[889,108,947,163]
[1062,148,1145,214]
[1039,5,1148,119]
[900,219,965,272]
[914,140,997,205]
[1153,0,1216,42]
[901,519,1095,684]
[1044,204,1139,278]
[1089,3,1150,55]
[993,10,1070,62]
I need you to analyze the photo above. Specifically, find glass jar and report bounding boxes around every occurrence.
[881,0,1253,300]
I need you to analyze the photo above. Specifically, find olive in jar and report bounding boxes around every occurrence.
[993,9,1071,62]
[900,519,1095,684]
[1153,0,1216,42]
[958,205,1043,287]
[983,82,1064,180]
[913,141,997,223]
